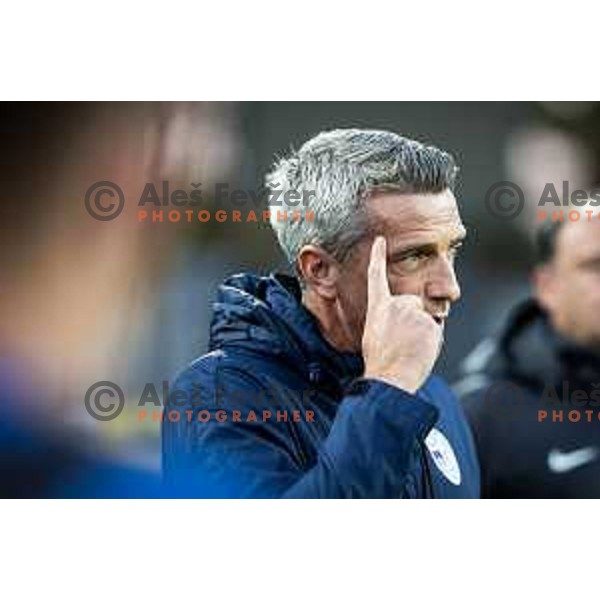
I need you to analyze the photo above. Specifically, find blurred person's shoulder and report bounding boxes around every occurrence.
[453,338,500,415]
[0,415,165,498]
[452,299,553,446]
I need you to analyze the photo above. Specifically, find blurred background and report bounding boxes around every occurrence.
[2,101,600,474]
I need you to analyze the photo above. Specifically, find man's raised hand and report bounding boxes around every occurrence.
[362,236,443,394]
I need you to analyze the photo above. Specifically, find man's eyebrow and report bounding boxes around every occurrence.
[451,231,468,245]
[388,231,467,260]
[453,228,468,242]
[388,242,439,260]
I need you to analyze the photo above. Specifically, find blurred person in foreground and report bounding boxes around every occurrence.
[455,209,600,498]
[0,103,179,497]
[163,129,480,498]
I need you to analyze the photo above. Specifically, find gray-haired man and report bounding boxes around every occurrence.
[163,129,480,498]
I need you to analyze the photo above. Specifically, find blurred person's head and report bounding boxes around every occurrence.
[0,104,157,415]
[533,210,600,351]
[0,103,227,421]
[266,129,465,353]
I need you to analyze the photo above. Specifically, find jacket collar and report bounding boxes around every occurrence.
[495,298,600,388]
[209,272,364,392]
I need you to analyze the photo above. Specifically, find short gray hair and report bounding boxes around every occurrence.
[266,128,458,267]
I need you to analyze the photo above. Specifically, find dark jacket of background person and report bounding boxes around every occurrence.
[162,273,480,498]
[454,299,600,498]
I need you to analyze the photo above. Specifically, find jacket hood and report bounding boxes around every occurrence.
[463,298,600,389]
[208,273,364,390]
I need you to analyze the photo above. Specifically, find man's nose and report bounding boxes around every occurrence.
[426,256,461,304]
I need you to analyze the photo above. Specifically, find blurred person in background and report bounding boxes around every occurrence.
[455,210,600,497]
[163,129,480,498]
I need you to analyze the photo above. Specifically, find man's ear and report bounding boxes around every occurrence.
[297,245,341,300]
[532,264,557,314]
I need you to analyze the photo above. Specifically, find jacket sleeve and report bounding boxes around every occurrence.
[162,359,439,498]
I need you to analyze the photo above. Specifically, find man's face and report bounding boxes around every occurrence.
[335,190,466,351]
[535,220,600,350]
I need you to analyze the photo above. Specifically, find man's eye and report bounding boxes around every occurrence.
[398,253,426,269]
[404,255,422,264]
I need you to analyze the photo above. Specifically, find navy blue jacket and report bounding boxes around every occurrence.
[162,273,479,498]
[455,299,600,498]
